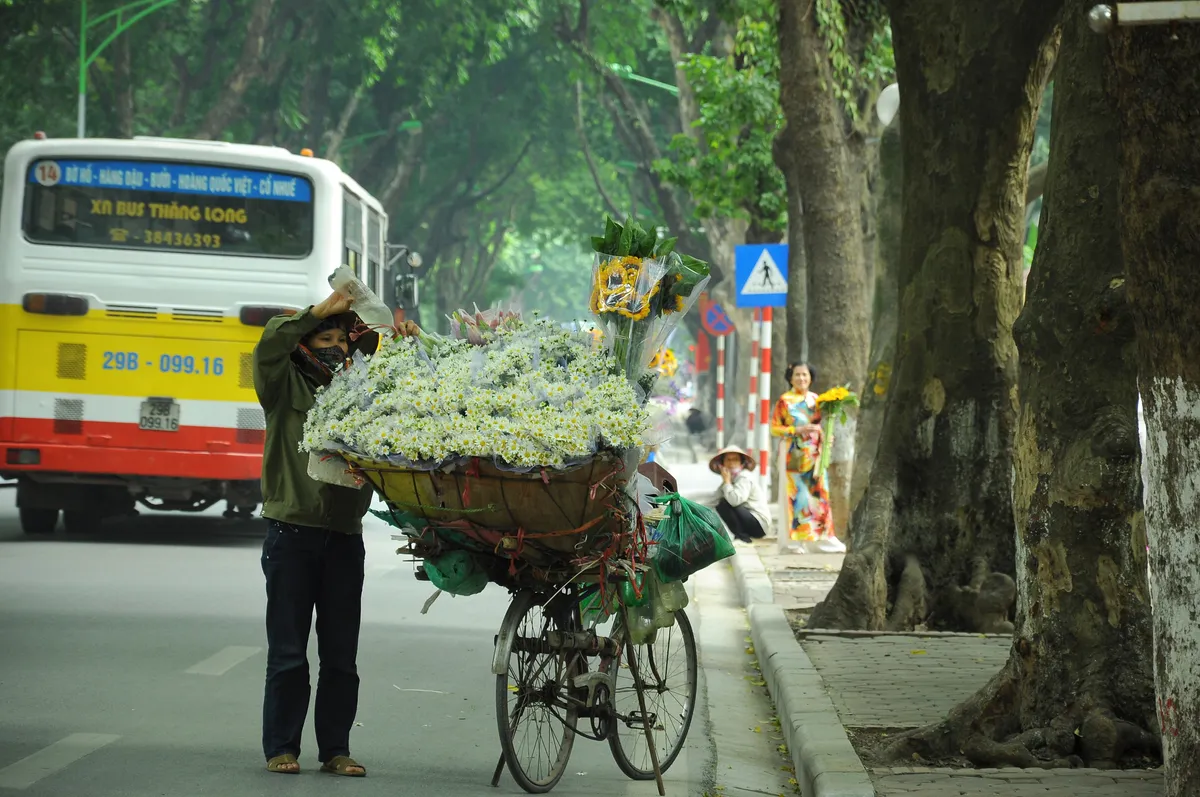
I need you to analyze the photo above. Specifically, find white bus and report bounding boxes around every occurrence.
[0,134,394,534]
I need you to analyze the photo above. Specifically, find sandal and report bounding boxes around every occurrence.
[266,754,300,774]
[321,756,366,777]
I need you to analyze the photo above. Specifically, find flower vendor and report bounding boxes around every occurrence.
[771,362,844,554]
[252,289,418,777]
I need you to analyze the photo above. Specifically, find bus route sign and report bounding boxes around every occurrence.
[29,159,313,203]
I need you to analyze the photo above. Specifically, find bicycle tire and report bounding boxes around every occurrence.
[608,608,698,780]
[495,590,579,793]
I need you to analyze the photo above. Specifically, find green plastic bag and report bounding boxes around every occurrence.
[650,493,735,583]
[425,550,488,596]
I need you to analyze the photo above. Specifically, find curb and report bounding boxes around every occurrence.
[732,546,875,797]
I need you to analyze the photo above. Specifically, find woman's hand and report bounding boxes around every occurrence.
[395,320,422,338]
[720,466,733,485]
[313,291,354,319]
[801,423,822,438]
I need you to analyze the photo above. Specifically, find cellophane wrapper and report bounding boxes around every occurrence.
[589,252,709,385]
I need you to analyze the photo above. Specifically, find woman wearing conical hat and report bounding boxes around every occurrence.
[707,446,771,543]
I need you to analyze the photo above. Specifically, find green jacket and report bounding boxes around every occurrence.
[253,308,372,534]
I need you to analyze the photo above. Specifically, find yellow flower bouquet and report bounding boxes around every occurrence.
[813,386,859,480]
[589,216,709,388]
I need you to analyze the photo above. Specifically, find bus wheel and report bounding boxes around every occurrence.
[63,510,99,534]
[19,507,59,535]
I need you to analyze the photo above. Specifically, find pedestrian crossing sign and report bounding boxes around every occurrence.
[734,244,788,307]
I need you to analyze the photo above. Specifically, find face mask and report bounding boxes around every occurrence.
[312,345,348,373]
[726,464,743,478]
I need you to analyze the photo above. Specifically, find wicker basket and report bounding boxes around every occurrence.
[341,452,631,555]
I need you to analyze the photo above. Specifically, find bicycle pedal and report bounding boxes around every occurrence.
[625,710,659,730]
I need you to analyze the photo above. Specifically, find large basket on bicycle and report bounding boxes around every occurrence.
[341,451,636,567]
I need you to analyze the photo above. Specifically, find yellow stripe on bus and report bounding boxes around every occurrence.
[0,304,265,400]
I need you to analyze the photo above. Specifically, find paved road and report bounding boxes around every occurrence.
[0,481,789,797]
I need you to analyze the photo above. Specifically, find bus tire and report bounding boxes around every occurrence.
[63,510,99,534]
[19,507,59,535]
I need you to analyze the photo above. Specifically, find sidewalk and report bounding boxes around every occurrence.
[664,452,1165,797]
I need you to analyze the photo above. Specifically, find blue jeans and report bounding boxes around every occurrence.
[261,520,365,762]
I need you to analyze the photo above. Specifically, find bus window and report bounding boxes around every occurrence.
[343,192,363,277]
[22,158,314,257]
[367,210,383,294]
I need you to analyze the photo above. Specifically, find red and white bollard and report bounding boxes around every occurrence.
[747,309,760,463]
[716,336,726,449]
[758,308,773,490]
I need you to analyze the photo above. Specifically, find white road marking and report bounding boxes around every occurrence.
[184,645,261,676]
[0,733,120,790]
[393,686,449,695]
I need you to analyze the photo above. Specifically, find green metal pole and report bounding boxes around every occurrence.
[77,0,87,137]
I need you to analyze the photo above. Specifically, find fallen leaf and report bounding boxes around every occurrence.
[910,650,927,655]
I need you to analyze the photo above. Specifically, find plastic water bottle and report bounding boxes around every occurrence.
[328,265,394,329]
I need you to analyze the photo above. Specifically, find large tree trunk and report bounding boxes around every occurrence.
[194,0,277,140]
[877,4,1159,767]
[809,0,1061,631]
[775,0,872,542]
[850,122,902,519]
[1111,14,1200,796]
[775,0,870,393]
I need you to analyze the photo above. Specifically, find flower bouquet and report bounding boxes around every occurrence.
[589,217,709,389]
[813,386,860,480]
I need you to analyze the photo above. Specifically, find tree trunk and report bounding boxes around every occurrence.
[877,3,1160,767]
[775,0,870,397]
[114,35,134,138]
[775,0,872,541]
[1111,14,1200,795]
[779,155,808,365]
[809,0,1062,631]
[194,0,277,140]
[850,122,902,521]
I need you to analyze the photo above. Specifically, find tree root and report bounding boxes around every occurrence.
[875,662,1161,769]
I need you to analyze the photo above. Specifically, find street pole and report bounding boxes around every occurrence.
[78,0,87,138]
[77,0,182,138]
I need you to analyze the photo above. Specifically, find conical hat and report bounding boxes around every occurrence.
[709,445,755,474]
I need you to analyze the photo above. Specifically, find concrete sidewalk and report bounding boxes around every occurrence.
[664,453,1164,797]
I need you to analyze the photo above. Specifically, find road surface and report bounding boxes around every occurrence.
[0,481,792,797]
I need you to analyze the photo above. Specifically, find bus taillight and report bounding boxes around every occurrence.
[22,293,89,316]
[239,306,296,326]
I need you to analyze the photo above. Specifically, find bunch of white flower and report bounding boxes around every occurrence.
[301,318,651,469]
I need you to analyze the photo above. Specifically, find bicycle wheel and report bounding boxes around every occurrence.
[608,608,698,780]
[495,590,579,794]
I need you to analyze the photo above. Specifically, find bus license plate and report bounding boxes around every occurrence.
[139,400,180,432]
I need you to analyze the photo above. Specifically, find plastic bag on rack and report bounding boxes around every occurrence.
[650,493,735,583]
[425,550,487,596]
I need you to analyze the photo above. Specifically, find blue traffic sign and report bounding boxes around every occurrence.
[735,244,788,308]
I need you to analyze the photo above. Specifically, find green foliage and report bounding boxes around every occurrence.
[653,0,786,232]
[814,0,894,123]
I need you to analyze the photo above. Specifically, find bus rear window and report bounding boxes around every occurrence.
[22,159,315,258]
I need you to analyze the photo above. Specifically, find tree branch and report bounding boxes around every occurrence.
[324,84,366,163]
[651,3,704,148]
[575,81,624,217]
[1026,161,1048,205]
[379,123,427,209]
[194,0,278,140]
[466,136,535,205]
